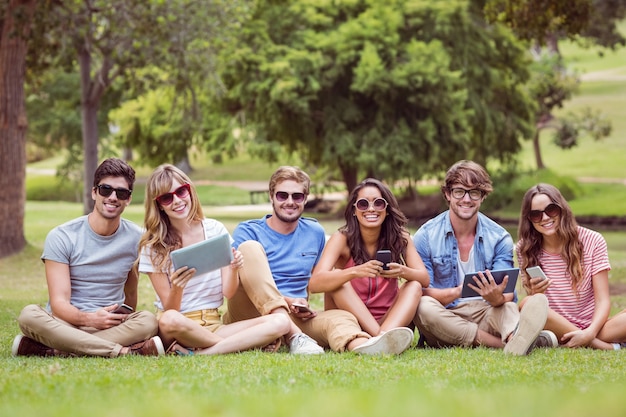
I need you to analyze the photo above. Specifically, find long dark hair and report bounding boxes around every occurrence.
[517,183,583,290]
[340,178,408,265]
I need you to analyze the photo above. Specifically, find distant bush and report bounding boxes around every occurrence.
[26,175,251,206]
[485,167,583,213]
[26,175,81,202]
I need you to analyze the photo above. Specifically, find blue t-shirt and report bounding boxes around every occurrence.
[232,215,326,298]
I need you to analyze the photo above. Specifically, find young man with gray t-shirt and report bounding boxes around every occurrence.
[12,158,163,357]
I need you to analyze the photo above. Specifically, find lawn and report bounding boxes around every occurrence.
[3,202,626,417]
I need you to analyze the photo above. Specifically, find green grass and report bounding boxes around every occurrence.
[3,202,626,417]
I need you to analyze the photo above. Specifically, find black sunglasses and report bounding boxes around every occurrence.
[354,197,388,212]
[95,184,132,201]
[155,184,191,206]
[275,191,306,203]
[528,203,562,223]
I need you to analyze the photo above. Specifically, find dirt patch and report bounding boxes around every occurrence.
[610,282,626,296]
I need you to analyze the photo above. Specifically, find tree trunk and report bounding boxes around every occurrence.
[78,44,100,214]
[0,0,36,258]
[339,162,358,195]
[532,128,545,170]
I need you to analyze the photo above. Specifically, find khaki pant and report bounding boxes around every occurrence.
[414,296,519,347]
[222,240,369,352]
[18,304,158,357]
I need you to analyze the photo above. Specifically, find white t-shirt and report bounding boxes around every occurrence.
[139,218,233,313]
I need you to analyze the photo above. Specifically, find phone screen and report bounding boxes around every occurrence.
[376,250,392,270]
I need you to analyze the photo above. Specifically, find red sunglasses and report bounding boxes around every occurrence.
[155,184,191,206]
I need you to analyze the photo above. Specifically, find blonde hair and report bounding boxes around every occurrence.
[268,166,311,196]
[138,164,204,273]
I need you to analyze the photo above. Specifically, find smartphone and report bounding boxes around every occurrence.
[292,303,313,314]
[526,266,548,281]
[113,303,134,314]
[376,250,392,270]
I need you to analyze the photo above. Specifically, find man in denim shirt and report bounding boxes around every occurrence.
[413,160,555,355]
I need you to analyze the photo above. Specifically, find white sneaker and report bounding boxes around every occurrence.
[504,293,549,356]
[289,333,324,355]
[352,327,414,355]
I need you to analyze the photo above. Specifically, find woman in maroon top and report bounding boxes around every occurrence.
[310,178,429,337]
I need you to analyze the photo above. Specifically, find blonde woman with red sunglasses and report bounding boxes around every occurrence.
[517,183,626,350]
[137,164,290,355]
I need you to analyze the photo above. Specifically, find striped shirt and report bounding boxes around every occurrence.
[517,226,611,329]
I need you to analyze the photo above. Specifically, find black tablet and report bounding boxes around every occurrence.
[461,268,519,298]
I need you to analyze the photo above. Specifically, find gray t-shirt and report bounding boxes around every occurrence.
[41,215,142,312]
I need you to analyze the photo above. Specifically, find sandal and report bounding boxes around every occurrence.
[166,340,194,356]
[262,337,282,353]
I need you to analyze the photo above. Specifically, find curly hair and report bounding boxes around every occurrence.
[517,183,584,291]
[340,178,408,265]
[137,164,204,273]
[441,160,493,197]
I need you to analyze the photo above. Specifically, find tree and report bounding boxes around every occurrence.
[0,0,36,258]
[216,0,534,192]
[485,0,619,169]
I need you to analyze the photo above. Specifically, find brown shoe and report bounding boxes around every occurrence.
[127,336,165,356]
[12,335,57,357]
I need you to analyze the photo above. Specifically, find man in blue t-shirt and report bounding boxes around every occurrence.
[224,166,413,355]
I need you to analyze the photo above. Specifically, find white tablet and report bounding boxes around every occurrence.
[461,268,519,298]
[170,233,233,275]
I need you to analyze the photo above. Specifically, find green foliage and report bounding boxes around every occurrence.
[25,175,82,203]
[486,167,583,212]
[217,0,534,191]
[484,0,591,43]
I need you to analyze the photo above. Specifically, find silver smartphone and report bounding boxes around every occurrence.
[292,303,313,314]
[526,266,548,281]
[113,303,134,314]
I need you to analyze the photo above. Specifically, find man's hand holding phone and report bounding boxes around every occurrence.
[290,299,317,320]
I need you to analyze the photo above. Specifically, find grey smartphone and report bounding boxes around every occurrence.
[292,303,313,314]
[526,266,548,281]
[113,303,134,314]
[376,250,392,270]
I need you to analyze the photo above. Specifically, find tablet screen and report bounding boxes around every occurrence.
[170,233,233,275]
[461,268,519,299]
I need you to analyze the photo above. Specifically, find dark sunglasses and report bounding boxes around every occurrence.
[354,197,388,212]
[95,184,132,200]
[275,191,306,203]
[528,203,562,223]
[155,183,191,206]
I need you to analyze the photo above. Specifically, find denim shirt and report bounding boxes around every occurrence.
[413,210,514,308]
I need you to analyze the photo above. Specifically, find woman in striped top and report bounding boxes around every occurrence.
[516,183,626,350]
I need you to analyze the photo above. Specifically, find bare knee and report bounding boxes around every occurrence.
[158,310,188,334]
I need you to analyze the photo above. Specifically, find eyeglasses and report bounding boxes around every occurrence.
[449,188,484,201]
[95,184,132,200]
[354,197,388,212]
[528,203,561,223]
[155,184,191,206]
[274,191,306,203]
